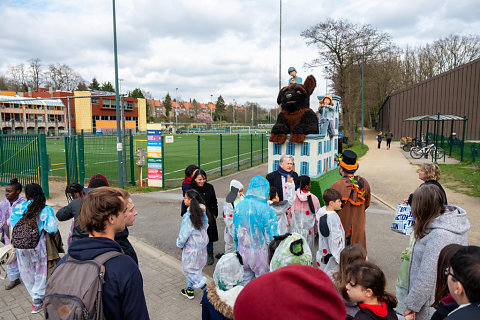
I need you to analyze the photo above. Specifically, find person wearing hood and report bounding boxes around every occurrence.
[201,252,244,320]
[55,187,149,319]
[232,175,278,285]
[223,180,244,254]
[269,233,312,271]
[288,175,321,253]
[267,174,295,235]
[403,184,470,320]
[331,150,371,249]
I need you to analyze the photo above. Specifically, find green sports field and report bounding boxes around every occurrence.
[46,133,268,184]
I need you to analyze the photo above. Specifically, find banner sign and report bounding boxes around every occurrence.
[147,125,163,187]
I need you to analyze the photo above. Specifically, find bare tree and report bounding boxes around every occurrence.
[301,19,393,135]
[45,63,85,91]
[8,63,28,91]
[29,58,42,90]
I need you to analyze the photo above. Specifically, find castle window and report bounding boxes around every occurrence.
[301,142,310,156]
[273,143,282,155]
[300,161,309,175]
[286,142,295,155]
[273,160,280,171]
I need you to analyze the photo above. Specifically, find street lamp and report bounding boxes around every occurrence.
[112,0,123,188]
[210,94,213,120]
[354,52,371,148]
[233,99,236,123]
[175,87,178,128]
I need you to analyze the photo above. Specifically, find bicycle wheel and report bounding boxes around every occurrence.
[402,144,410,152]
[410,148,424,159]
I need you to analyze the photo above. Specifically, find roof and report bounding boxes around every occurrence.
[404,114,465,121]
[0,95,64,107]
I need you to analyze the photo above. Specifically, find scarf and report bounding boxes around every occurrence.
[277,166,293,180]
[184,175,193,184]
[359,301,388,317]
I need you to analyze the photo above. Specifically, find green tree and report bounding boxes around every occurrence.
[215,95,226,120]
[164,93,172,117]
[129,88,145,98]
[100,81,115,92]
[89,77,100,90]
[76,81,88,91]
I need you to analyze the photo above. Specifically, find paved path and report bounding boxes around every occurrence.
[1,129,478,319]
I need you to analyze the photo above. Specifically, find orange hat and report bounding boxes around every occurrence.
[320,95,334,106]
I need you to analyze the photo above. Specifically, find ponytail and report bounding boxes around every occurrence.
[186,189,207,230]
[24,183,46,218]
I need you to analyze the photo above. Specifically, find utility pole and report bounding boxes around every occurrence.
[175,87,178,128]
[233,98,236,123]
[112,0,123,188]
[210,94,213,121]
[279,0,282,91]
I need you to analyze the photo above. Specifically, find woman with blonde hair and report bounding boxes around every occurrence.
[407,163,447,205]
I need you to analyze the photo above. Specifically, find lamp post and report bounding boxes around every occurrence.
[175,87,178,128]
[112,0,123,188]
[279,0,282,91]
[354,52,371,149]
[210,94,213,121]
[324,66,328,93]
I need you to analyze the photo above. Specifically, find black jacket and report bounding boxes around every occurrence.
[407,180,448,206]
[192,183,219,243]
[56,198,89,241]
[353,306,397,320]
[266,170,299,201]
[114,227,138,265]
[57,237,149,320]
[446,302,480,320]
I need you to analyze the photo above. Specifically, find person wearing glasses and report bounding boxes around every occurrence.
[444,246,480,319]
[403,184,469,320]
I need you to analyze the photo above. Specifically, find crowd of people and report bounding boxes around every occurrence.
[0,146,479,319]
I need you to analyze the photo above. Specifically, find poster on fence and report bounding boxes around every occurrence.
[147,124,163,187]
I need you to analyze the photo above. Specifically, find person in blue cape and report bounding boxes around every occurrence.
[232,175,278,285]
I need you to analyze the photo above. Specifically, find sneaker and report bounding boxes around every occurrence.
[5,278,21,290]
[181,288,194,300]
[31,303,43,314]
[207,253,214,265]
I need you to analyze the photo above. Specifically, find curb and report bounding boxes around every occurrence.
[371,193,397,211]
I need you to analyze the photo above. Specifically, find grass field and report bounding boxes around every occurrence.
[46,133,268,185]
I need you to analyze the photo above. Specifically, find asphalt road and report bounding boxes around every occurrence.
[130,163,410,292]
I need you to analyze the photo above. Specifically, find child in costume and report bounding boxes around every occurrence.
[288,175,320,253]
[223,180,244,254]
[269,233,312,271]
[316,188,345,278]
[287,67,302,85]
[267,174,295,235]
[232,176,277,285]
[318,94,336,139]
[201,252,244,320]
[346,261,398,320]
[177,189,209,300]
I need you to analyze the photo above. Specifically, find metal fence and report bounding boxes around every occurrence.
[0,134,49,196]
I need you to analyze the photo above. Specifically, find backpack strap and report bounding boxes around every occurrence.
[93,251,123,280]
[319,214,330,237]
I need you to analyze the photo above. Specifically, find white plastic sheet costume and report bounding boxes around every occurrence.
[289,189,320,253]
[232,175,278,285]
[315,206,345,278]
[270,233,312,271]
[267,180,295,235]
[223,180,244,254]
[176,208,209,289]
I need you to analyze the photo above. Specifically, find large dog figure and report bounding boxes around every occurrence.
[269,75,318,144]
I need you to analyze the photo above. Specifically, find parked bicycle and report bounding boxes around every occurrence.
[402,137,424,152]
[410,143,445,159]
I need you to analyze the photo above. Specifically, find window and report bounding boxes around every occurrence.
[301,142,310,156]
[273,143,282,155]
[91,98,99,104]
[273,160,280,171]
[318,141,322,155]
[334,138,338,151]
[317,160,322,176]
[49,115,56,121]
[286,142,295,155]
[300,161,309,175]
[335,118,338,129]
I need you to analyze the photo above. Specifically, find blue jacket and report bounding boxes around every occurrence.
[56,237,149,320]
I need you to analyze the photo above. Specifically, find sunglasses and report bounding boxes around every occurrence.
[444,267,461,282]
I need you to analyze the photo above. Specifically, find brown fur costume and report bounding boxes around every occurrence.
[269,75,319,144]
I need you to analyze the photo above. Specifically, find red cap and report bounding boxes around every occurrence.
[233,265,346,319]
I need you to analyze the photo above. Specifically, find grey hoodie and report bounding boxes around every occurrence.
[405,205,470,320]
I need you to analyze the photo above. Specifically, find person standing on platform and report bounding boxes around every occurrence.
[331,150,371,249]
[266,155,299,202]
[287,67,302,85]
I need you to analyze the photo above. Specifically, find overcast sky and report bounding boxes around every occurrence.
[1,0,479,108]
